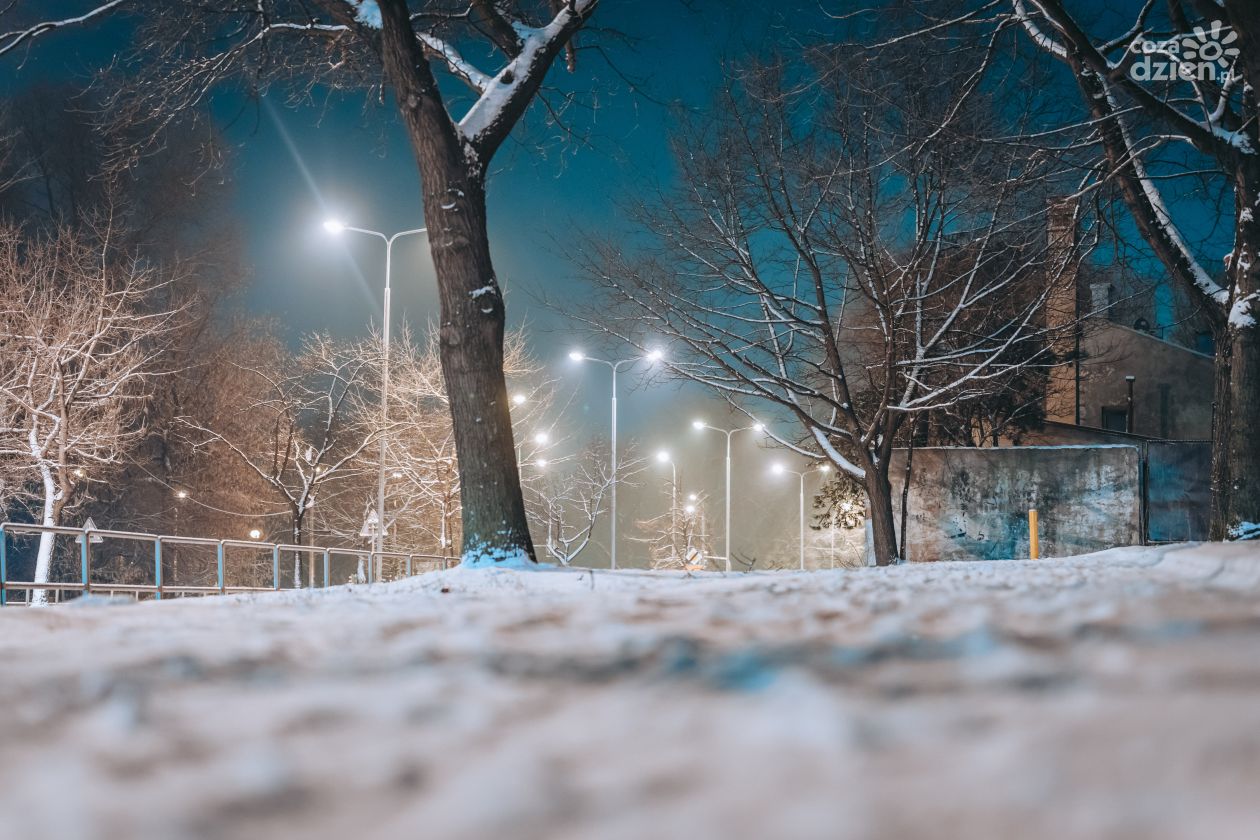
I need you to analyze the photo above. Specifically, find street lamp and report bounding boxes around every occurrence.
[534,431,550,445]
[692,419,765,572]
[324,219,428,564]
[656,449,678,558]
[568,347,664,569]
[512,393,527,406]
[773,462,829,571]
[248,528,263,540]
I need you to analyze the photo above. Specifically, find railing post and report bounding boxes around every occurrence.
[217,541,226,594]
[322,549,331,589]
[81,526,91,597]
[0,524,7,606]
[406,554,413,578]
[154,538,163,601]
[272,544,280,590]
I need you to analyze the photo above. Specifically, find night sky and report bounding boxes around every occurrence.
[7,0,842,565]
[6,0,1219,565]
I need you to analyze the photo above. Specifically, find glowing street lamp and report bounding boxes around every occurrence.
[512,393,527,406]
[773,462,830,571]
[534,431,550,445]
[324,218,428,567]
[567,347,664,569]
[691,419,765,571]
[248,528,263,540]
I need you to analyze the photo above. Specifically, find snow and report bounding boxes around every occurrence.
[468,285,497,299]
[347,0,381,29]
[1229,290,1257,329]
[2,543,1260,838]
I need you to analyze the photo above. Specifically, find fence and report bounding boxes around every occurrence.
[0,522,451,606]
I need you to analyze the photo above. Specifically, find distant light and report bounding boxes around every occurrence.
[772,463,786,475]
[646,348,663,362]
[392,470,404,479]
[512,393,527,406]
[534,431,550,445]
[818,464,831,473]
[691,419,706,431]
[535,458,549,468]
[752,422,765,433]
[73,468,85,478]
[175,489,189,499]
[688,493,698,502]
[323,219,346,234]
[840,502,853,512]
[568,350,584,362]
[656,449,671,463]
[684,504,697,514]
[248,528,263,540]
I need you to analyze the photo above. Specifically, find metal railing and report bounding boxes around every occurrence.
[0,522,452,606]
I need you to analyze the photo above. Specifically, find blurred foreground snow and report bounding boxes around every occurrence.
[2,543,1259,839]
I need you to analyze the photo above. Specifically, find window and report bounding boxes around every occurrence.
[1101,407,1129,433]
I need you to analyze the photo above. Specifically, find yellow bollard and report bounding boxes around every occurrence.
[1028,509,1040,560]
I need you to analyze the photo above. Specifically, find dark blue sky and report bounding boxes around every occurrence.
[6,0,834,563]
[8,0,1220,564]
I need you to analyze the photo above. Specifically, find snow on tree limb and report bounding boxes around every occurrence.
[0,0,127,59]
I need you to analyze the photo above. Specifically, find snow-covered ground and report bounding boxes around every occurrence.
[2,543,1259,840]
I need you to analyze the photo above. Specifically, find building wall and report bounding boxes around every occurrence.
[892,446,1142,562]
[1075,323,1214,439]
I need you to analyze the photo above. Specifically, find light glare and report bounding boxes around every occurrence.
[323,219,346,234]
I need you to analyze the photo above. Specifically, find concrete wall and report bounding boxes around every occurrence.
[892,446,1142,562]
[1145,441,1212,543]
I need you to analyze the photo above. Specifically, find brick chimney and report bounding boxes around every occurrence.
[1044,198,1080,425]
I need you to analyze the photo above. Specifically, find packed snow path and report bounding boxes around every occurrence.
[2,543,1259,840]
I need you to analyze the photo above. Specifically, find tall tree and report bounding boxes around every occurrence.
[869,0,1259,539]
[0,220,184,604]
[114,0,603,566]
[574,55,1081,565]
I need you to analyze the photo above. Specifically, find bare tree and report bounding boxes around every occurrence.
[635,488,713,571]
[574,54,1082,566]
[856,0,1259,540]
[107,0,605,566]
[180,333,378,586]
[0,1,126,60]
[0,220,183,604]
[1002,0,1259,540]
[531,441,644,566]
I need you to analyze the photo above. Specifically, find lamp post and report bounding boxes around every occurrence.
[323,219,428,564]
[656,450,678,560]
[568,348,662,569]
[692,420,764,572]
[773,462,830,571]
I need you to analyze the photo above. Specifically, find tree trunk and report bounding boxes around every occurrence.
[865,465,900,567]
[30,464,62,607]
[377,0,535,567]
[1217,161,1260,538]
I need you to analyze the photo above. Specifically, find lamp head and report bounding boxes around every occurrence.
[772,463,786,475]
[691,419,706,431]
[656,450,671,463]
[535,458,549,468]
[645,348,663,363]
[684,504,696,514]
[752,422,765,433]
[322,219,346,235]
[175,489,188,499]
[534,432,550,445]
[248,528,262,540]
[818,464,831,473]
[688,493,698,502]
[512,393,527,406]
[568,350,584,363]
